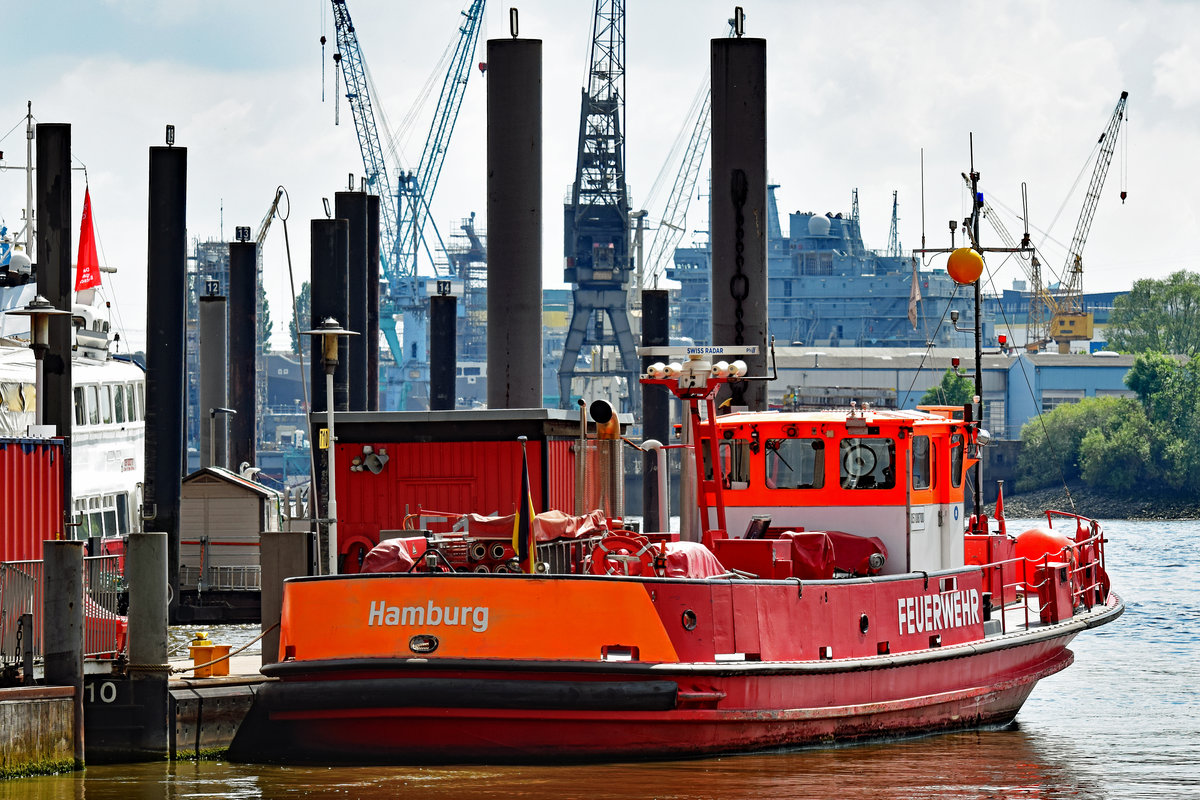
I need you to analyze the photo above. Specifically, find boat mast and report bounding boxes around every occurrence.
[968,136,983,508]
[23,101,34,252]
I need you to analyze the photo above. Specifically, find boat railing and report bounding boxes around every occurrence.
[179,564,262,591]
[0,555,126,670]
[979,527,1108,634]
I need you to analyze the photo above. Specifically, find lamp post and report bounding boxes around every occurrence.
[6,295,73,427]
[301,318,357,575]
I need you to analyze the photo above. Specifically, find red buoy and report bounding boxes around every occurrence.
[1014,527,1072,565]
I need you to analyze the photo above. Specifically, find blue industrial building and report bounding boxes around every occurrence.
[772,347,1136,440]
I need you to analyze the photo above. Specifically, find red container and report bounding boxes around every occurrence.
[0,438,66,562]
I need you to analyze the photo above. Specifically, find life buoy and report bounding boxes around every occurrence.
[589,534,658,577]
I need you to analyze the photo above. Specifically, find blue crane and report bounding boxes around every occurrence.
[330,0,486,406]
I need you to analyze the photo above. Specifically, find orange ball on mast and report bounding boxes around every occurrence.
[947,247,984,284]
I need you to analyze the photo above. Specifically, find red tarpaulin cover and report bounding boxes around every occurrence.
[773,530,888,579]
[360,537,427,574]
[659,541,727,579]
[466,509,607,542]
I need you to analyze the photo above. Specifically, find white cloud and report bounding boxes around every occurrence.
[1154,44,1200,108]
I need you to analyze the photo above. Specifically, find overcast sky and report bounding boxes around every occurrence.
[3,0,1197,352]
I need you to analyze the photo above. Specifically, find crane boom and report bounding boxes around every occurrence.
[396,1,486,279]
[642,22,734,290]
[329,0,399,285]
[329,0,485,408]
[644,88,711,289]
[966,173,1060,349]
[1050,90,1128,349]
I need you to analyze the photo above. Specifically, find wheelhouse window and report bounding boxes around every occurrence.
[839,438,896,490]
[912,435,933,490]
[950,433,964,488]
[765,438,825,489]
[710,439,751,489]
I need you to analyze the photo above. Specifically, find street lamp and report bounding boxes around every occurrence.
[5,295,73,427]
[300,318,357,576]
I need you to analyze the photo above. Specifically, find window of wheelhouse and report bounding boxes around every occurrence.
[765,438,825,489]
[911,435,933,490]
[707,438,750,489]
[950,433,964,488]
[839,437,896,490]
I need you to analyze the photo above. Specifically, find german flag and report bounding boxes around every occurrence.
[513,436,537,574]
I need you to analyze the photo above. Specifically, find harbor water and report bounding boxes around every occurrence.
[2,519,1196,799]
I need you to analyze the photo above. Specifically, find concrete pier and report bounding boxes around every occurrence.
[486,37,543,409]
[228,241,257,473]
[366,195,381,411]
[711,37,768,410]
[198,293,228,469]
[144,144,188,623]
[336,191,369,411]
[34,123,73,521]
[43,540,84,768]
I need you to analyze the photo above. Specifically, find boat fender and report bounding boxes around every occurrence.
[1014,527,1074,566]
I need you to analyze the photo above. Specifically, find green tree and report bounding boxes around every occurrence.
[1019,352,1200,497]
[1106,270,1200,356]
[1015,395,1135,491]
[257,284,273,356]
[1124,351,1200,493]
[1078,412,1156,493]
[920,368,974,406]
[290,281,312,359]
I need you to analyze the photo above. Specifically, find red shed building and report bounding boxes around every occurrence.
[316,409,630,572]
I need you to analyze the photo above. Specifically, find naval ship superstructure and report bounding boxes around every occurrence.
[669,187,992,349]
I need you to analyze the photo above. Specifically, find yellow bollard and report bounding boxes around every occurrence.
[188,631,231,678]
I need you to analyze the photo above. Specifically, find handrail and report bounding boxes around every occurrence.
[975,527,1107,634]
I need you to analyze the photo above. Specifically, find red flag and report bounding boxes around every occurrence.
[995,481,1007,536]
[75,188,101,291]
[512,438,537,574]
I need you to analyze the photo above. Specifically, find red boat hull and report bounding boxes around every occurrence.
[236,631,1080,763]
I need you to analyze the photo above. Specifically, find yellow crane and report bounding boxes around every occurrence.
[1050,90,1129,352]
[974,91,1128,352]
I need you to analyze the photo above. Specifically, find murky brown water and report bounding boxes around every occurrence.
[0,729,1116,800]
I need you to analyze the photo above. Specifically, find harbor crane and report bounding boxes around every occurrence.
[974,90,1128,352]
[558,0,639,413]
[641,19,736,290]
[1049,90,1128,352]
[329,0,486,407]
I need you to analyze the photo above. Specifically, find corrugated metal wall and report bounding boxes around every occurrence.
[338,439,569,544]
[0,438,66,562]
